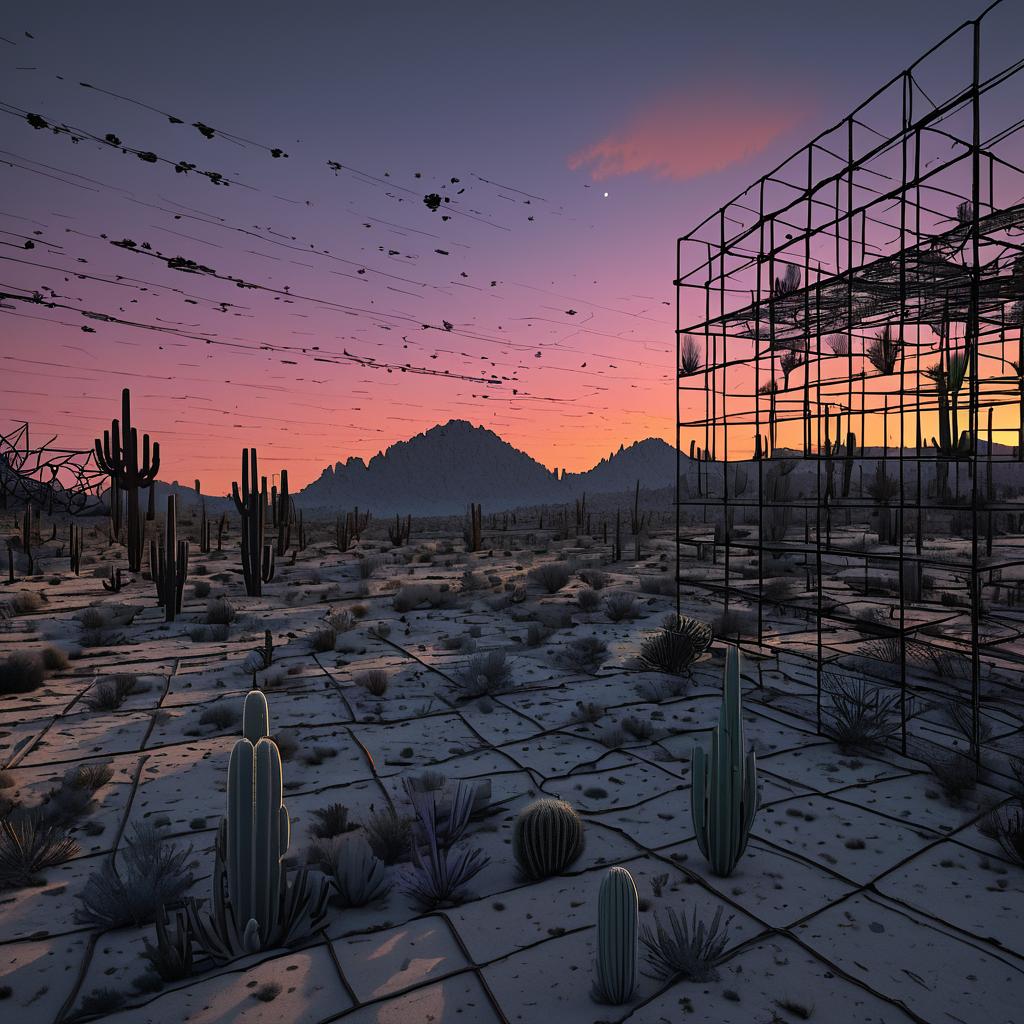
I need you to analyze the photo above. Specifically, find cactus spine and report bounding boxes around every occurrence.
[593,866,638,1004]
[512,798,584,880]
[231,449,275,596]
[226,691,289,948]
[150,494,189,622]
[691,645,759,876]
[94,388,160,571]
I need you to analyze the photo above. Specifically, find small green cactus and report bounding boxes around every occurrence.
[593,866,638,1004]
[691,645,759,877]
[512,798,584,880]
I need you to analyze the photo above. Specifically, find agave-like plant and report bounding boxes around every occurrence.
[639,615,711,676]
[866,326,901,375]
[679,336,703,377]
[0,811,78,889]
[640,905,731,982]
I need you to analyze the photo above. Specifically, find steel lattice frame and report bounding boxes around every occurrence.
[675,0,1024,762]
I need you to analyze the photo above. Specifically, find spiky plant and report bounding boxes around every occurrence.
[866,326,901,375]
[0,811,78,889]
[679,335,702,377]
[821,674,902,753]
[639,615,711,676]
[640,905,731,982]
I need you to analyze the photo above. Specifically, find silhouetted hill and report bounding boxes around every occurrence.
[295,421,677,514]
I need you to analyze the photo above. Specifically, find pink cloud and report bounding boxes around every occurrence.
[568,89,810,181]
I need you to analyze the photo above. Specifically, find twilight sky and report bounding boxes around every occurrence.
[0,0,999,491]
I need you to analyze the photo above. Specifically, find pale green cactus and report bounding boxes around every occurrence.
[226,690,289,950]
[593,866,638,1004]
[691,645,759,876]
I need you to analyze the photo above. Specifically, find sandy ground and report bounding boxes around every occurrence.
[0,513,1021,1024]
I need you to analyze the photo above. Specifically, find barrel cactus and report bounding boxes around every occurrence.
[691,645,759,876]
[513,798,584,880]
[593,866,638,1004]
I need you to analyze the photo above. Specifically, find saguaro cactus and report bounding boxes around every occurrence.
[593,866,638,1005]
[20,505,34,575]
[388,513,411,546]
[231,448,275,596]
[94,388,160,572]
[151,494,189,622]
[275,470,293,557]
[464,502,482,552]
[70,523,83,576]
[691,645,759,877]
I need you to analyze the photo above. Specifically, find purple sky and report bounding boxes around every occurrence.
[0,0,1008,490]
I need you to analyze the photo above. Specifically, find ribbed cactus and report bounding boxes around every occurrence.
[94,388,160,572]
[231,448,276,596]
[691,645,759,877]
[225,690,289,950]
[513,798,584,880]
[593,866,638,1005]
[275,469,293,557]
[464,502,482,552]
[150,494,188,622]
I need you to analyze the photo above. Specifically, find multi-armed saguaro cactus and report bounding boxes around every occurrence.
[691,645,759,877]
[593,866,638,1005]
[94,388,160,572]
[188,691,328,961]
[231,448,275,597]
[150,494,189,622]
[388,513,412,546]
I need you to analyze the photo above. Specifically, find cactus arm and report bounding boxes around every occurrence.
[253,738,283,940]
[227,739,255,929]
[242,690,269,743]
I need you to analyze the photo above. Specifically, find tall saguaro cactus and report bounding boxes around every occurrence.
[150,494,189,622]
[94,388,160,571]
[275,469,293,557]
[231,448,275,596]
[593,866,638,1005]
[691,645,759,877]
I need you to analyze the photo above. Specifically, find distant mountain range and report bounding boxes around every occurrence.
[156,420,677,515]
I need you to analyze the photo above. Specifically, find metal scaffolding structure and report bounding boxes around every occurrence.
[675,0,1024,764]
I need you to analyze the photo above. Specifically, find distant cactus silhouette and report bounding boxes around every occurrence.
[94,388,160,572]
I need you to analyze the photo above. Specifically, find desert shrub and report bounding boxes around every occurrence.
[141,906,194,982]
[453,649,513,698]
[40,646,69,671]
[638,574,675,596]
[73,989,127,1018]
[602,589,634,618]
[357,556,381,580]
[577,587,601,612]
[310,627,337,653]
[529,561,571,593]
[363,806,412,864]
[569,701,604,725]
[553,635,607,675]
[84,674,139,711]
[926,750,978,803]
[622,715,658,742]
[198,703,240,731]
[712,607,757,640]
[641,906,731,982]
[639,615,711,675]
[393,584,457,612]
[0,652,45,694]
[578,569,609,590]
[188,623,230,642]
[355,669,389,697]
[204,597,236,625]
[0,811,78,889]
[309,803,356,839]
[11,591,42,615]
[310,835,391,908]
[192,580,211,599]
[526,623,551,647]
[635,678,687,702]
[328,609,355,633]
[987,805,1024,865]
[821,675,902,752]
[75,825,194,928]
[78,607,108,630]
